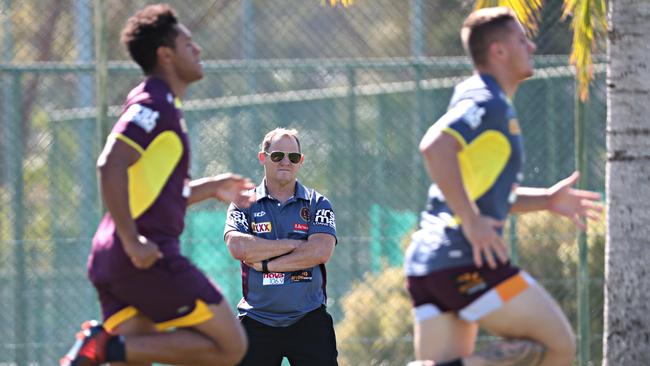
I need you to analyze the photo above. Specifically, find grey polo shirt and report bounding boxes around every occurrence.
[224,180,337,327]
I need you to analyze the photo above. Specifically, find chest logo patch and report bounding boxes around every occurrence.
[294,223,308,232]
[262,273,284,286]
[252,222,272,233]
[300,207,310,221]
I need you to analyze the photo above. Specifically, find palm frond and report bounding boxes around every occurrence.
[475,0,544,35]
[562,0,607,101]
[323,0,354,7]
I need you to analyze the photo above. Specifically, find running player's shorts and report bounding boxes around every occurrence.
[406,263,535,322]
[93,255,223,332]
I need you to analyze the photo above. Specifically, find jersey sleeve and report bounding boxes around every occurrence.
[224,202,251,236]
[309,196,337,239]
[434,98,490,148]
[111,101,165,153]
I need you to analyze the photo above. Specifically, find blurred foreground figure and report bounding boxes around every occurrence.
[404,7,602,366]
[60,4,254,366]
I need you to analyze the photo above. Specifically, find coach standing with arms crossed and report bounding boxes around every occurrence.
[224,128,339,366]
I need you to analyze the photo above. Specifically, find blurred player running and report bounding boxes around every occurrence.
[60,4,253,366]
[404,7,602,366]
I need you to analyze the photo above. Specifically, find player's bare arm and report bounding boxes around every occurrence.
[188,173,255,207]
[420,128,508,269]
[225,230,302,263]
[97,136,162,269]
[248,233,335,273]
[510,171,603,229]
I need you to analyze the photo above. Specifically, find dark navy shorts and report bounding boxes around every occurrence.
[93,255,223,332]
[406,263,535,322]
[237,306,338,366]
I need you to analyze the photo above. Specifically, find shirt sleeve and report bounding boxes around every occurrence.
[111,101,165,152]
[309,196,337,239]
[224,202,251,236]
[435,98,490,148]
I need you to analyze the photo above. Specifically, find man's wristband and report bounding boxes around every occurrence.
[262,259,270,273]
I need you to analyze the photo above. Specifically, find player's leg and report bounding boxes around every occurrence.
[469,280,575,366]
[109,314,156,366]
[62,258,247,366]
[115,258,247,366]
[122,301,247,366]
[406,269,480,365]
[414,312,478,362]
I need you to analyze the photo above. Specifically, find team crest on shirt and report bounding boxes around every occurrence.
[252,222,272,233]
[300,207,310,221]
[509,118,521,135]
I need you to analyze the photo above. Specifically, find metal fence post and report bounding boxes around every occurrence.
[346,66,362,276]
[94,0,108,169]
[76,0,97,237]
[575,84,590,366]
[9,70,27,366]
[2,1,28,363]
[410,0,424,58]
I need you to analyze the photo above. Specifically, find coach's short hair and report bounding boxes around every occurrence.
[121,4,179,74]
[461,7,517,67]
[261,128,301,153]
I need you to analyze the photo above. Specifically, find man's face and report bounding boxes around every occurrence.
[502,20,536,80]
[260,135,303,186]
[170,24,203,83]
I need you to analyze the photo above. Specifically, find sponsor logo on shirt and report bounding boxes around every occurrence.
[123,103,159,133]
[456,271,487,295]
[228,211,249,229]
[290,270,312,283]
[294,223,308,232]
[262,273,284,286]
[509,118,521,135]
[252,222,272,233]
[457,99,485,130]
[253,211,266,218]
[314,209,336,229]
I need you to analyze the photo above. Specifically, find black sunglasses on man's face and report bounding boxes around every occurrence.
[265,151,302,164]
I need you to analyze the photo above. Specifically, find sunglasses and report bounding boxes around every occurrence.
[265,151,302,164]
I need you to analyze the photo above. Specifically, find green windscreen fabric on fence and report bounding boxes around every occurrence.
[0,1,606,365]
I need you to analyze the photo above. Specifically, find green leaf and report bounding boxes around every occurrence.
[475,0,544,36]
[562,0,607,101]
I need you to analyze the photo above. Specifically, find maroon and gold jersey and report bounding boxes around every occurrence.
[89,77,191,282]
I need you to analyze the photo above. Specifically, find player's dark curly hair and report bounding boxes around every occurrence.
[121,4,179,74]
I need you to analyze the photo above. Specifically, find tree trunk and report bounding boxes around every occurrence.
[603,0,650,364]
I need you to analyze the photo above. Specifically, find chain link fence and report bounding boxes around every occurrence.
[0,0,606,365]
